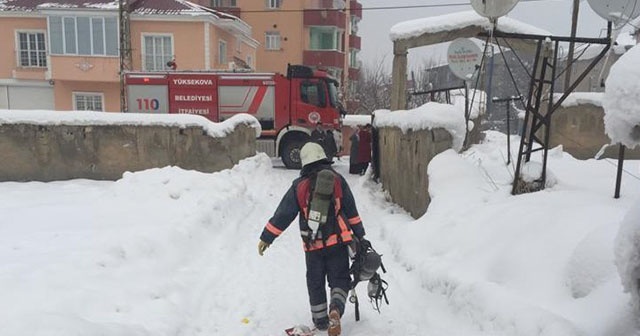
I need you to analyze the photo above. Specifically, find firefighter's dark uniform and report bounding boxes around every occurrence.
[259,161,366,326]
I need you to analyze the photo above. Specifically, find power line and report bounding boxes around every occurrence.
[236,0,550,14]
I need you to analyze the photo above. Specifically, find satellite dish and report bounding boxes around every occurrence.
[586,0,640,23]
[470,0,520,20]
[447,38,483,81]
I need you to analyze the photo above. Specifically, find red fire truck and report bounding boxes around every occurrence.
[124,65,344,169]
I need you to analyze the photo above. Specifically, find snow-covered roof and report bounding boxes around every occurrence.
[390,11,551,42]
[0,110,261,138]
[603,44,640,149]
[0,0,238,19]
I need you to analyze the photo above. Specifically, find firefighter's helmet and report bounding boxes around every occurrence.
[300,142,327,168]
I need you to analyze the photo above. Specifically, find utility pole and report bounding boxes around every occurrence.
[119,0,132,112]
[564,0,580,91]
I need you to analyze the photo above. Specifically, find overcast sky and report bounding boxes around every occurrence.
[358,0,629,72]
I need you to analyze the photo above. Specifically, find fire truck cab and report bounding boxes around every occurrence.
[124,65,344,169]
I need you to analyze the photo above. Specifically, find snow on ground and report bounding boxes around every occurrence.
[0,132,639,336]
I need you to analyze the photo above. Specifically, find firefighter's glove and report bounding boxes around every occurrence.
[258,240,270,256]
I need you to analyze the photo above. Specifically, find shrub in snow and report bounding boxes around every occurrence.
[604,45,640,149]
[614,198,640,312]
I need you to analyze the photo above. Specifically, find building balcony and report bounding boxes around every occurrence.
[349,34,361,50]
[348,67,360,80]
[303,50,345,69]
[349,1,362,19]
[304,8,346,29]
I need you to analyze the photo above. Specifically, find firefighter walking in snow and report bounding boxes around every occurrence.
[258,142,366,336]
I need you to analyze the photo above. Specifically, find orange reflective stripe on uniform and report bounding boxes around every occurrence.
[340,230,353,242]
[337,214,350,234]
[348,216,361,225]
[266,222,283,236]
[305,234,338,251]
[303,232,355,251]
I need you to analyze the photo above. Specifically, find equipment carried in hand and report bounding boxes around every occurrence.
[348,237,389,321]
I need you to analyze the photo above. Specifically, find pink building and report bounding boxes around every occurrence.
[0,0,258,112]
[193,0,363,113]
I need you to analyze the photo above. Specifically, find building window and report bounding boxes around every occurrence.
[310,26,341,51]
[143,34,173,71]
[17,32,47,67]
[350,15,359,35]
[211,0,236,6]
[349,49,359,68]
[48,16,118,56]
[218,40,227,65]
[265,31,281,50]
[73,92,103,111]
[267,0,281,9]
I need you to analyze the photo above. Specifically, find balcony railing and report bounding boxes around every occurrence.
[349,1,362,19]
[349,34,361,50]
[303,50,345,69]
[348,67,360,80]
[304,9,346,29]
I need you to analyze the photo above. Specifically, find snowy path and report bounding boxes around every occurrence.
[0,155,479,336]
[1,135,639,336]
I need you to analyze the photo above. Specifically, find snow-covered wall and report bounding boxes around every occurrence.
[549,94,640,160]
[372,102,483,218]
[0,111,259,181]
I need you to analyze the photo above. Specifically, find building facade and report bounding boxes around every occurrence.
[194,0,363,113]
[0,0,258,112]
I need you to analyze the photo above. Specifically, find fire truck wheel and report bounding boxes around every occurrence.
[281,139,305,169]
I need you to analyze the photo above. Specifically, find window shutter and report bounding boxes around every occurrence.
[48,16,63,54]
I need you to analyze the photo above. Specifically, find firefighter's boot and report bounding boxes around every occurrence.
[328,309,341,336]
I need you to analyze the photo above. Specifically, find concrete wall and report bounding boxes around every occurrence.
[0,123,256,181]
[550,104,640,160]
[378,126,453,219]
